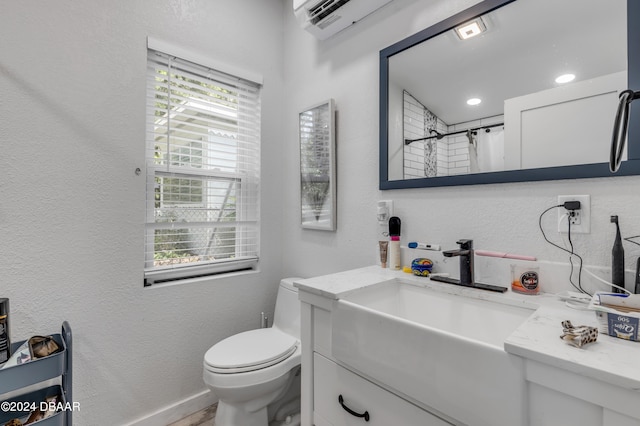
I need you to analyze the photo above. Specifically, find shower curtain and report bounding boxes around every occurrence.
[477,128,505,172]
[469,132,480,174]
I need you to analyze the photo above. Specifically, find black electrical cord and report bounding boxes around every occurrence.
[538,205,588,294]
[566,213,586,295]
[623,235,640,247]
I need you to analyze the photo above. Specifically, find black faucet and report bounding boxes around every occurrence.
[442,239,475,285]
[431,239,507,293]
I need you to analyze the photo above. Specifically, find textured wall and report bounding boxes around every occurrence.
[281,0,640,292]
[0,1,284,424]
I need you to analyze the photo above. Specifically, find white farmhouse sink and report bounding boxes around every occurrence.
[331,278,536,426]
[341,278,533,347]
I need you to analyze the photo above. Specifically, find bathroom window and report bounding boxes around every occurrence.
[144,48,261,285]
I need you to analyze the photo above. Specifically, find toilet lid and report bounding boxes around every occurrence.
[204,328,298,373]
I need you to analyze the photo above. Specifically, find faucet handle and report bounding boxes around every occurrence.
[456,239,473,249]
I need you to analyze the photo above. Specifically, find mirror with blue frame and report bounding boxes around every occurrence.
[380,0,640,189]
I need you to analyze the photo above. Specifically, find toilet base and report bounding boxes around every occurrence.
[269,412,301,426]
[212,367,301,426]
[214,402,301,426]
[215,401,268,426]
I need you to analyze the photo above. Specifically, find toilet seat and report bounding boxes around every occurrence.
[204,328,298,374]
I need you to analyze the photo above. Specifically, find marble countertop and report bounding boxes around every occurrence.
[505,304,640,390]
[294,265,640,391]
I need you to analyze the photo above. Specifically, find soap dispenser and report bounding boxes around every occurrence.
[611,215,625,293]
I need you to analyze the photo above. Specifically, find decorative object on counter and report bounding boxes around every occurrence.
[410,258,433,276]
[590,292,640,341]
[475,250,536,261]
[388,217,401,270]
[510,264,540,295]
[0,299,9,366]
[407,242,441,251]
[611,216,625,293]
[378,241,388,268]
[560,320,598,348]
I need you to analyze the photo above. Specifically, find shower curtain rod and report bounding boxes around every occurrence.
[404,122,504,145]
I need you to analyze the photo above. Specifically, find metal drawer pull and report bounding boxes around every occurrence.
[338,394,370,422]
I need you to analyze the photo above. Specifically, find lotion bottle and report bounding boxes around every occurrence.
[389,217,401,270]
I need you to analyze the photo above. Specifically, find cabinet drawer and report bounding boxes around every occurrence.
[313,353,450,426]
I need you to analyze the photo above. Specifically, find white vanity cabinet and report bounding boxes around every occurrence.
[524,360,640,426]
[314,354,449,426]
[296,267,640,426]
[298,291,451,426]
[504,305,640,426]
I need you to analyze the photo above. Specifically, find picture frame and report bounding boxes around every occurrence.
[299,99,337,231]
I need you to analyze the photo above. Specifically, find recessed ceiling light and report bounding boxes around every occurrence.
[467,98,482,106]
[555,73,576,84]
[455,17,487,40]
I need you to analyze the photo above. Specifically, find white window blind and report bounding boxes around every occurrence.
[145,49,261,285]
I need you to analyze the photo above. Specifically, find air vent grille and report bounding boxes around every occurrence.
[309,0,352,25]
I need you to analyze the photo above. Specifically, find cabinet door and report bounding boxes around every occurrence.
[313,353,451,426]
[604,409,640,426]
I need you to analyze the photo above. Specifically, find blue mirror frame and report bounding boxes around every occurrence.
[379,0,640,189]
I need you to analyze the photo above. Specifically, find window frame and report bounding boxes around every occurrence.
[144,39,262,286]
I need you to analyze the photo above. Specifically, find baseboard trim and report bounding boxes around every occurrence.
[123,389,217,426]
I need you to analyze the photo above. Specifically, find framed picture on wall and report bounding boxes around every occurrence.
[299,99,336,231]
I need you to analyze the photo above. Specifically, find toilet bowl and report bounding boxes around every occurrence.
[203,278,302,426]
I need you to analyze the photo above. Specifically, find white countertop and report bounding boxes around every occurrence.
[295,265,640,391]
[505,304,640,390]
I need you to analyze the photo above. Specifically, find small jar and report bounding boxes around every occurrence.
[511,264,540,295]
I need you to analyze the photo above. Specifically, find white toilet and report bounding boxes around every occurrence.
[203,278,302,426]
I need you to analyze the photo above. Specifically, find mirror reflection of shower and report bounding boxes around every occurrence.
[402,90,504,178]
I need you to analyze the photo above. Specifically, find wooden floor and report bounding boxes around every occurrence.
[168,404,217,426]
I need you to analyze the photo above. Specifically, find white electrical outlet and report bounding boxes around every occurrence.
[557,195,591,233]
[377,200,393,225]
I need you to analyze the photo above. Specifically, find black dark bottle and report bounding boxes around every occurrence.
[611,216,625,293]
[635,258,640,294]
[0,298,9,365]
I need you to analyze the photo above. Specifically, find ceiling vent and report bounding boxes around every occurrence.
[294,0,394,40]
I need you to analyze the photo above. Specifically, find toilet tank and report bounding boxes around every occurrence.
[272,278,302,339]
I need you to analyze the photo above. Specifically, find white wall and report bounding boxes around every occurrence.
[281,0,640,292]
[0,1,284,424]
